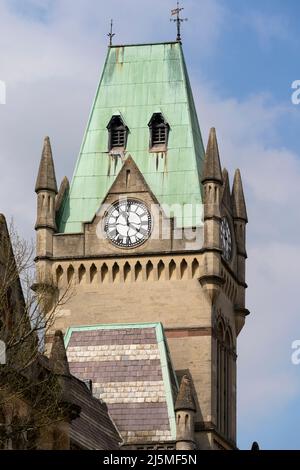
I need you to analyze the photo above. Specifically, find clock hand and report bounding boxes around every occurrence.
[118,210,129,221]
[115,222,130,227]
[128,222,141,230]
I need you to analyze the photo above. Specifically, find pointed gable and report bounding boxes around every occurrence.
[57,42,205,233]
[107,154,158,198]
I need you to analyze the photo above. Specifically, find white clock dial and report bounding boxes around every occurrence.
[104,200,152,248]
[220,217,232,262]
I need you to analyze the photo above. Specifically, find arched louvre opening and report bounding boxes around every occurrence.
[148,113,169,150]
[107,115,128,151]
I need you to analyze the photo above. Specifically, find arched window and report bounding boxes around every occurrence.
[216,320,224,434]
[224,330,233,439]
[107,115,128,151]
[148,113,169,150]
[216,319,235,440]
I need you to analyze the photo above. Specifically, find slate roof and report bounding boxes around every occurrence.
[67,375,122,450]
[27,350,122,450]
[49,330,122,449]
[65,323,178,445]
[57,42,205,233]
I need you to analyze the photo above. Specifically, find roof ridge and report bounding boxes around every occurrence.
[109,41,179,48]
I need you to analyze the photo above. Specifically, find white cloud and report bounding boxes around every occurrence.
[247,11,291,46]
[0,0,300,448]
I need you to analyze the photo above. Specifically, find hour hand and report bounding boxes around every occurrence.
[128,222,140,230]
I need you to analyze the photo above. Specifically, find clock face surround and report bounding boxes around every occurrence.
[104,199,152,248]
[220,217,232,262]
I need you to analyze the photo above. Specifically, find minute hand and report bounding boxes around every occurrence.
[128,222,141,230]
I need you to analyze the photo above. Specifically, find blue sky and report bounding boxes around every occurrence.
[0,0,300,450]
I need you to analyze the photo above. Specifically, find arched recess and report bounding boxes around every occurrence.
[135,261,142,282]
[224,329,234,440]
[78,264,86,284]
[67,265,74,284]
[112,263,120,283]
[56,265,63,285]
[90,264,97,284]
[124,262,131,283]
[216,318,234,441]
[101,263,109,283]
[180,259,188,279]
[191,258,199,278]
[146,261,154,281]
[169,259,176,280]
[216,318,224,435]
[157,260,165,281]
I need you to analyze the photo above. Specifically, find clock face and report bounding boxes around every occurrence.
[104,200,152,248]
[220,217,232,262]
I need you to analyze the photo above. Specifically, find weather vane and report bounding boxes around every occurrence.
[170,2,188,42]
[107,19,115,47]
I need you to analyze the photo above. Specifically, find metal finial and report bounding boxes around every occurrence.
[170,2,188,42]
[107,19,115,47]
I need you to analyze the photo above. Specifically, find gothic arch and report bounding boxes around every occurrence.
[157,260,165,280]
[101,263,109,283]
[78,264,86,284]
[169,259,176,280]
[216,317,234,441]
[146,261,154,281]
[67,265,74,284]
[90,264,97,284]
[191,258,199,278]
[180,259,188,279]
[56,265,63,284]
[124,262,131,283]
[112,263,120,283]
[135,261,142,282]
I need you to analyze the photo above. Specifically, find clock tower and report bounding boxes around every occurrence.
[34,42,249,450]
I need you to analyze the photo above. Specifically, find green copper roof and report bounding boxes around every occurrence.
[58,42,205,233]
